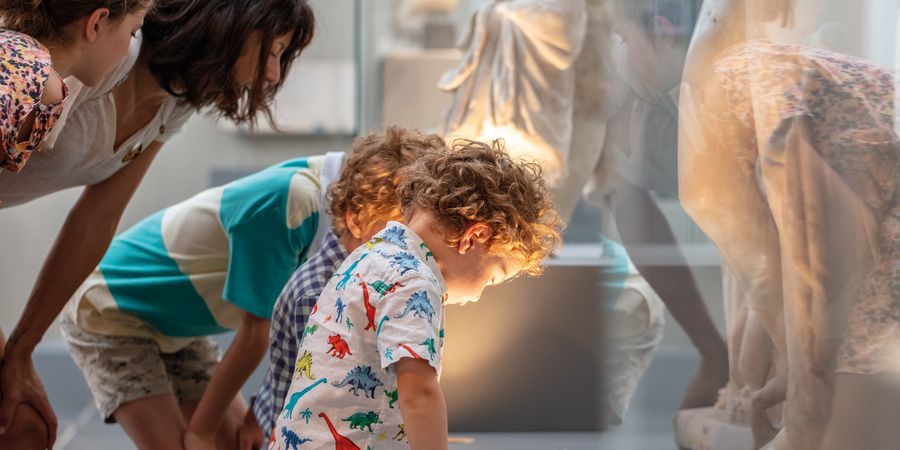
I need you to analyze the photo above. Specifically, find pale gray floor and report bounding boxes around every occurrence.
[39,343,695,450]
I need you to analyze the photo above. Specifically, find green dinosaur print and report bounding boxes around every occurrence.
[341,411,383,432]
[303,324,318,337]
[385,389,398,408]
[422,338,436,360]
[420,242,433,261]
[346,316,354,330]
[368,279,405,298]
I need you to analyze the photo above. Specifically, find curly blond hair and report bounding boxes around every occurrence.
[397,139,563,276]
[328,126,447,237]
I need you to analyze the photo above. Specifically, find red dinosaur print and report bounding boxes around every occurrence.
[312,303,318,314]
[399,344,423,359]
[319,412,360,450]
[327,334,352,359]
[357,274,377,331]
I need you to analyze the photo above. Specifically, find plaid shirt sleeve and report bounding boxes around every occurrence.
[252,230,347,438]
[253,281,310,436]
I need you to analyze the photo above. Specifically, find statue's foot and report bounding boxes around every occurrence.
[679,351,730,410]
[749,375,787,449]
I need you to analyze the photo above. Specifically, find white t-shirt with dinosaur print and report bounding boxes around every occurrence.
[271,222,446,450]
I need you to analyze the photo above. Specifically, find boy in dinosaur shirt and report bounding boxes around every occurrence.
[271,140,562,449]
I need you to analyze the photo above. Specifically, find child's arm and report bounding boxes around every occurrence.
[396,358,448,450]
[185,312,270,448]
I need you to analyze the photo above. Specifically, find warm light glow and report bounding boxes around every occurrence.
[448,122,564,186]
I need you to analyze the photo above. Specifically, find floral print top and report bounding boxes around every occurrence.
[0,29,67,172]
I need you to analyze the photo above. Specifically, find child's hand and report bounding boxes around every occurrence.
[184,430,217,450]
[237,409,264,450]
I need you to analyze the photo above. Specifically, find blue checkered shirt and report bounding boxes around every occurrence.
[252,230,348,437]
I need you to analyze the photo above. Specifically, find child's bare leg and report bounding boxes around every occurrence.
[115,393,187,450]
[0,403,49,450]
[180,394,246,450]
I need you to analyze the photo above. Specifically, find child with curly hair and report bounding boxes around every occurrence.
[271,139,562,450]
[60,126,441,450]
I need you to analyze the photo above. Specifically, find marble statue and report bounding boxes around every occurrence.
[677,0,900,449]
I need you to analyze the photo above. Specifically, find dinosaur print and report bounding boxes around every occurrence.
[384,348,393,361]
[319,412,360,450]
[300,408,313,424]
[368,280,405,298]
[376,316,389,336]
[393,424,407,441]
[331,366,384,398]
[385,389,398,408]
[399,344,423,359]
[303,324,318,338]
[393,290,436,323]
[377,432,387,442]
[379,251,421,276]
[341,411,383,432]
[345,317,354,330]
[336,253,368,290]
[422,338,436,360]
[357,274,377,331]
[380,225,408,249]
[294,350,315,380]
[335,298,345,323]
[420,242,433,261]
[327,334,352,359]
[281,427,311,449]
[283,378,328,419]
[363,237,383,250]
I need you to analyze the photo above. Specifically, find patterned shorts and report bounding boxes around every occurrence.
[61,320,220,422]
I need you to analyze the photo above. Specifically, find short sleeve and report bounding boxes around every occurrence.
[155,102,195,143]
[375,274,444,371]
[221,170,320,318]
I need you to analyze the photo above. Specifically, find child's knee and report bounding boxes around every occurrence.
[0,405,50,450]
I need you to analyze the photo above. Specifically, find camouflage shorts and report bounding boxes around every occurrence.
[61,320,220,422]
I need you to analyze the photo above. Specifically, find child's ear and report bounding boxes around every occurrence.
[457,222,492,255]
[83,8,111,43]
[345,211,364,240]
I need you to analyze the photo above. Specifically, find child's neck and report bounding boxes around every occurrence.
[42,38,76,78]
[406,213,453,275]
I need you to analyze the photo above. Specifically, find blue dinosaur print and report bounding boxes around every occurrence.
[331,366,384,398]
[385,348,394,361]
[335,298,345,322]
[393,290,436,323]
[335,253,368,290]
[281,426,312,449]
[380,225,408,249]
[379,251,421,276]
[283,378,328,419]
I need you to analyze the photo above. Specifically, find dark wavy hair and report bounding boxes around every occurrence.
[141,0,315,126]
[0,0,151,41]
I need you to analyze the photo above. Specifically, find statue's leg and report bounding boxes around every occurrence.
[759,115,879,450]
